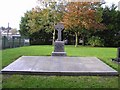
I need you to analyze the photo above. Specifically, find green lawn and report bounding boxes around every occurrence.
[1,45,119,88]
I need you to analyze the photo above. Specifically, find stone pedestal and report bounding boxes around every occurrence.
[52,41,67,56]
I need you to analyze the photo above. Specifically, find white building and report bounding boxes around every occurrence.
[0,27,20,38]
[118,1,120,11]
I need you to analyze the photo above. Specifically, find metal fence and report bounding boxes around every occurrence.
[1,36,29,49]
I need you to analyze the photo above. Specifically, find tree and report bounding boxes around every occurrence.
[20,3,63,45]
[62,2,105,47]
[101,4,120,47]
[27,8,62,43]
[20,0,65,45]
[19,11,31,38]
[37,0,64,44]
[20,9,53,45]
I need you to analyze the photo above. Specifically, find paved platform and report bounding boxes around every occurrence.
[1,56,118,76]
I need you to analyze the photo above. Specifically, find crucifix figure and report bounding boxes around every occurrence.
[55,23,64,41]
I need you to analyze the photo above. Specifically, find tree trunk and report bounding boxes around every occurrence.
[75,32,78,47]
[52,29,55,45]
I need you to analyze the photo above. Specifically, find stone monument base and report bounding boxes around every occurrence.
[52,41,67,56]
[112,58,120,62]
[112,47,120,63]
[52,52,67,56]
[1,56,118,76]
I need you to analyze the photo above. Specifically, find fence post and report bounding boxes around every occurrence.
[10,38,12,48]
[19,37,21,47]
[12,36,14,48]
[3,36,6,49]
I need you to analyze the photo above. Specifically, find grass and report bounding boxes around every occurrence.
[1,45,120,88]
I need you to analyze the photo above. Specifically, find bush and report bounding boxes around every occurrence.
[88,36,104,47]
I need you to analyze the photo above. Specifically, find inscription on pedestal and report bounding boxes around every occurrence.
[54,41,64,52]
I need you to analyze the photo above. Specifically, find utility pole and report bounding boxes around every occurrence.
[7,22,10,38]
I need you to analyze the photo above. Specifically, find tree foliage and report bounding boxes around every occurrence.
[62,2,105,47]
[101,4,120,47]
[19,2,120,47]
[88,36,104,47]
[19,11,30,38]
[19,2,63,44]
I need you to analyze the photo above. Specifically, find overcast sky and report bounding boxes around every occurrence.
[0,0,119,30]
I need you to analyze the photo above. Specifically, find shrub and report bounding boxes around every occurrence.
[88,36,104,47]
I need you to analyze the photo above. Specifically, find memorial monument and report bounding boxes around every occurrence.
[52,23,67,56]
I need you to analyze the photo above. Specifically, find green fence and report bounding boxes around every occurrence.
[1,36,29,49]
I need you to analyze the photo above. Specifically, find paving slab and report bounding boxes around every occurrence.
[1,56,118,76]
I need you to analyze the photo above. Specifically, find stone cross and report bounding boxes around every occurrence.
[55,23,64,41]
